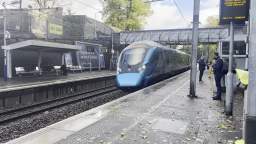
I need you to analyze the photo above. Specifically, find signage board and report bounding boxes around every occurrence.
[49,23,63,35]
[219,0,249,25]
[30,8,63,39]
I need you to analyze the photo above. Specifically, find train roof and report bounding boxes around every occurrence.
[126,41,190,56]
[127,40,163,49]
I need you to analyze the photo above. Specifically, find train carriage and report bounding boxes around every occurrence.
[116,41,190,89]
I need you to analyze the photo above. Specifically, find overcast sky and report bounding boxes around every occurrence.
[6,0,219,30]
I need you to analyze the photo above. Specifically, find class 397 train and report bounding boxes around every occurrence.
[116,41,190,90]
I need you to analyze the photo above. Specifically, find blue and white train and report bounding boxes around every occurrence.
[116,41,190,89]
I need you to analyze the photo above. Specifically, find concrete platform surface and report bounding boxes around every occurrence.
[0,71,115,92]
[6,71,237,144]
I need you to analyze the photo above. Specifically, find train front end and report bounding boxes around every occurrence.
[116,45,152,89]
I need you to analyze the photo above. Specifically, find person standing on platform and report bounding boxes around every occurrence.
[212,52,223,100]
[198,56,206,82]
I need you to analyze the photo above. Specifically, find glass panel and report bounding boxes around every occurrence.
[120,48,147,66]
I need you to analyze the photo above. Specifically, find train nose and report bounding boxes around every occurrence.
[117,73,143,87]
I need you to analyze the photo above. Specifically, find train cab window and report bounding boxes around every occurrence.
[120,48,147,66]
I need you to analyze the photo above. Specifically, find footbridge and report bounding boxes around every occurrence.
[118,26,247,45]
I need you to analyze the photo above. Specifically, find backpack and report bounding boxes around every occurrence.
[222,61,228,75]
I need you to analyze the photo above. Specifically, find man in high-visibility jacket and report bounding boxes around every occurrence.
[235,69,249,86]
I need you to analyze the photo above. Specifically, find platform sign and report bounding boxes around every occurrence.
[219,0,250,25]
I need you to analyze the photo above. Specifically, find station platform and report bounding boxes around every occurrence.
[7,71,242,144]
[0,71,115,92]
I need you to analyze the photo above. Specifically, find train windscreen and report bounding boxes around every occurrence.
[118,46,150,73]
[120,48,146,66]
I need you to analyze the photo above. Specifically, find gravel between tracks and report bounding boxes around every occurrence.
[0,89,128,143]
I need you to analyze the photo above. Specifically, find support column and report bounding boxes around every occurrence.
[98,54,101,71]
[61,53,65,65]
[218,41,223,58]
[38,51,42,75]
[245,21,250,70]
[6,50,12,78]
[110,33,114,70]
[3,6,7,81]
[189,0,200,98]
[225,22,234,115]
[245,0,256,143]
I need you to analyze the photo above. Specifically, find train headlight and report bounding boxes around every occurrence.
[139,65,146,73]
[117,67,122,74]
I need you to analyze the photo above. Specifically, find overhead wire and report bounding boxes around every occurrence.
[172,0,191,25]
[74,0,102,12]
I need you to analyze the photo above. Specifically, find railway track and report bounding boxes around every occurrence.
[0,86,120,124]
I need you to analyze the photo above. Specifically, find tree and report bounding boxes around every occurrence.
[202,15,220,62]
[103,0,151,31]
[30,0,57,8]
[205,16,219,27]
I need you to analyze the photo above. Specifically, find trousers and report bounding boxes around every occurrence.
[214,74,222,98]
[199,70,204,81]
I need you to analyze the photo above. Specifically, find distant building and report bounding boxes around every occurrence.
[63,15,113,40]
[0,8,114,77]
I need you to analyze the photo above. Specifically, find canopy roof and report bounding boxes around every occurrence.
[2,40,80,52]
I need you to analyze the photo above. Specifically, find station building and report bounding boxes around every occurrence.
[0,8,114,78]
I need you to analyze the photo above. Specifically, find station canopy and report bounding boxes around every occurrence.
[1,40,80,52]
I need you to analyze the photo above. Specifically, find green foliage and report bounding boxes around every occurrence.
[103,0,151,31]
[197,44,217,62]
[205,15,219,27]
[30,0,57,8]
[203,15,219,62]
[208,44,217,61]
[179,44,217,62]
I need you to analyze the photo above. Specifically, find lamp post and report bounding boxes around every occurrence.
[2,2,7,81]
[188,0,200,98]
[110,32,114,70]
[225,21,234,115]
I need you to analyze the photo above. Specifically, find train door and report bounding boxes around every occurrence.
[165,50,172,73]
[160,49,167,74]
[150,49,160,78]
[169,50,177,71]
[155,48,165,75]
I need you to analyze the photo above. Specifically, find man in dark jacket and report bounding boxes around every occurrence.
[198,56,206,82]
[212,52,223,100]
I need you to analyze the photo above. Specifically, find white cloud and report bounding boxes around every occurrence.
[200,0,219,26]
[144,3,190,30]
[144,0,219,30]
[201,0,219,10]
[19,0,219,29]
[67,0,103,21]
[20,0,104,21]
